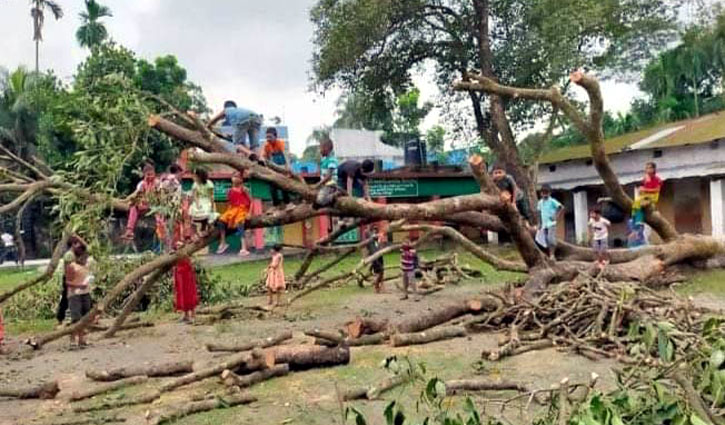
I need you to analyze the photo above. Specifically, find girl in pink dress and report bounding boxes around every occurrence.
[266,245,286,306]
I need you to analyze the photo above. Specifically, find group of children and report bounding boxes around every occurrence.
[491,160,663,267]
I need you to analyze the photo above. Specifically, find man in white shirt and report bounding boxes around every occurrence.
[0,232,17,265]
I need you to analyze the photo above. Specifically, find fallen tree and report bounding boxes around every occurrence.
[85,360,193,382]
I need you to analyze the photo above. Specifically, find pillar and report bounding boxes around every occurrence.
[318,215,330,242]
[487,231,499,245]
[573,190,589,244]
[252,199,264,250]
[711,179,725,239]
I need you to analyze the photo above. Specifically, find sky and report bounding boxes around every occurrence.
[0,0,682,155]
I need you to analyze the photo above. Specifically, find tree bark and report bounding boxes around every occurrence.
[0,380,59,399]
[160,349,265,393]
[343,375,407,401]
[392,299,489,334]
[267,345,350,371]
[446,379,530,394]
[69,376,148,402]
[389,326,467,347]
[205,331,293,352]
[73,390,161,413]
[347,317,390,339]
[86,360,192,382]
[148,393,257,425]
[221,364,289,388]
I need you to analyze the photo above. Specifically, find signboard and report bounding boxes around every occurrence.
[336,227,360,243]
[369,179,418,198]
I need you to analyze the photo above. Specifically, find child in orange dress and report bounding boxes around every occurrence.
[216,171,252,255]
[266,245,286,306]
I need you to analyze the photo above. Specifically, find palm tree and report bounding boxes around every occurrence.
[30,0,63,73]
[76,0,112,49]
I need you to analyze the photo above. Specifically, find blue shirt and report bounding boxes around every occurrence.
[320,152,339,186]
[538,197,563,228]
[224,107,255,125]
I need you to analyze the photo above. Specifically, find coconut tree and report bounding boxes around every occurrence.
[76,0,112,49]
[30,0,64,73]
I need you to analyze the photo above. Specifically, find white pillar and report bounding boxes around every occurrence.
[573,190,589,244]
[711,179,725,239]
[487,231,499,245]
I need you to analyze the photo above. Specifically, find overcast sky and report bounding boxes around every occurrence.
[0,0,662,155]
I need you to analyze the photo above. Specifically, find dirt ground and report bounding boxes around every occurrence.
[0,274,714,425]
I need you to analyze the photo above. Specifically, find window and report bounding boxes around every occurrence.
[653,149,663,158]
[549,165,557,173]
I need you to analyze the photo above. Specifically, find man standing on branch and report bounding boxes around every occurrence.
[208,101,263,157]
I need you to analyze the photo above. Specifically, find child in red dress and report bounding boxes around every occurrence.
[632,162,663,225]
[216,171,252,255]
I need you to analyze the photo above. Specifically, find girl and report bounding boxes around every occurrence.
[216,171,251,255]
[123,164,166,242]
[173,233,198,323]
[266,245,286,306]
[189,169,218,237]
[632,162,663,225]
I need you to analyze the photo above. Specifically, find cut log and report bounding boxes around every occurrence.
[40,416,126,425]
[160,349,264,393]
[0,380,59,399]
[69,376,148,402]
[347,317,389,339]
[88,321,153,333]
[86,360,193,382]
[73,390,160,412]
[221,364,289,388]
[347,333,387,346]
[389,326,467,347]
[205,331,293,352]
[343,375,407,401]
[482,339,555,361]
[268,345,350,371]
[304,329,344,344]
[445,379,530,394]
[393,300,481,334]
[149,393,256,425]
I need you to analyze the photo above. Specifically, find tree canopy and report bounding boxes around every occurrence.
[76,0,113,49]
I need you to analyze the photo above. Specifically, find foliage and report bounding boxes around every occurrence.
[76,0,112,49]
[425,126,446,153]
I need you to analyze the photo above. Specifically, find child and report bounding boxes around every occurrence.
[262,127,292,207]
[189,168,218,236]
[123,164,165,242]
[400,240,419,300]
[266,245,286,306]
[173,235,198,323]
[66,243,94,349]
[367,227,385,293]
[536,184,564,261]
[588,207,611,268]
[491,163,532,225]
[632,162,663,225]
[315,138,340,208]
[627,218,647,249]
[216,171,252,255]
[338,159,375,200]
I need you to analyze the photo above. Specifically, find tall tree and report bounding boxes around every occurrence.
[76,0,112,49]
[30,0,63,73]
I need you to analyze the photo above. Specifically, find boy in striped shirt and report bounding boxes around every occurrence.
[400,240,419,300]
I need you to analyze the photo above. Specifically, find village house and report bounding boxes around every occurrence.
[537,112,725,245]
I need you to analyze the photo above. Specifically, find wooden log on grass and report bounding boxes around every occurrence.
[393,299,487,334]
[343,375,407,400]
[346,317,389,339]
[445,379,530,394]
[389,326,467,347]
[267,345,350,371]
[304,329,344,344]
[0,380,59,399]
[73,390,161,413]
[160,349,266,393]
[205,331,293,352]
[42,416,126,425]
[221,364,289,388]
[313,333,387,347]
[69,376,148,401]
[86,360,193,382]
[482,339,555,361]
[148,393,256,425]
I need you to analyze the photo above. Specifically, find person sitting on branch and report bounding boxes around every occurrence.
[122,164,165,242]
[632,162,663,226]
[207,100,263,157]
[216,171,252,256]
[491,162,532,226]
[338,159,375,200]
[314,137,339,208]
[262,127,294,208]
[188,168,218,237]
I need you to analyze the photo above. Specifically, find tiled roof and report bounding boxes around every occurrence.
[539,112,725,164]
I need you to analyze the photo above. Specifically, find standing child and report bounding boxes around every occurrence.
[632,162,663,225]
[216,171,252,256]
[367,227,385,293]
[263,127,293,207]
[189,169,218,237]
[315,138,340,208]
[66,243,94,349]
[588,207,611,268]
[536,184,564,261]
[400,240,419,300]
[266,245,286,306]
[173,234,198,323]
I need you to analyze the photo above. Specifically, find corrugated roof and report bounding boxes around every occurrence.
[330,128,404,159]
[539,112,725,164]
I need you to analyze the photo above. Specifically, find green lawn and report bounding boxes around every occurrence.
[0,267,41,292]
[676,269,725,297]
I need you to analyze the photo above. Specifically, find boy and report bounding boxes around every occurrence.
[216,171,252,256]
[315,138,340,208]
[400,240,419,300]
[367,226,385,293]
[491,163,532,225]
[338,159,375,200]
[66,243,94,349]
[207,100,263,156]
[588,207,611,268]
[537,184,564,261]
[262,127,292,207]
[632,162,663,225]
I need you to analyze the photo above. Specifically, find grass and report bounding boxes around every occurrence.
[0,266,40,292]
[676,269,725,297]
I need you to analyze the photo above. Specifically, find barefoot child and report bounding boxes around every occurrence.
[400,240,419,300]
[588,207,611,268]
[173,234,198,323]
[632,162,663,225]
[314,138,340,208]
[263,127,293,207]
[266,245,286,306]
[189,169,218,236]
[66,243,95,349]
[367,227,385,293]
[123,164,165,241]
[536,184,564,261]
[491,163,532,225]
[216,171,251,255]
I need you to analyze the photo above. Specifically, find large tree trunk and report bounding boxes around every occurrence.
[267,345,350,371]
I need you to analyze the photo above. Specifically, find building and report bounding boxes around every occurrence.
[330,128,404,169]
[537,112,725,245]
